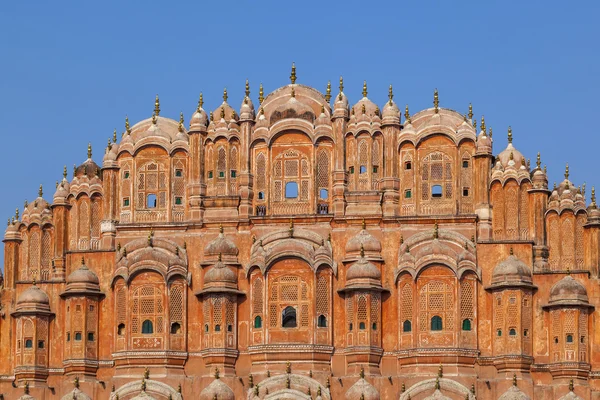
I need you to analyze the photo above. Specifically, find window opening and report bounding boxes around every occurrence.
[431,315,443,331]
[87,332,94,342]
[462,319,472,331]
[405,161,412,170]
[117,324,125,336]
[431,185,443,198]
[170,322,181,334]
[317,315,327,328]
[403,320,412,332]
[360,165,367,174]
[282,306,297,328]
[285,182,298,199]
[405,189,412,199]
[75,332,82,341]
[319,189,329,199]
[147,194,157,208]
[142,320,154,334]
[254,316,262,329]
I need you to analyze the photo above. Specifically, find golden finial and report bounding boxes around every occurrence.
[317,386,322,396]
[489,126,493,138]
[307,387,311,396]
[107,138,112,150]
[388,84,393,104]
[286,375,290,389]
[248,373,253,387]
[463,114,467,122]
[286,361,291,374]
[338,76,344,100]
[231,110,236,120]
[209,111,214,121]
[326,376,330,388]
[360,244,365,258]
[567,267,571,275]
[178,112,184,132]
[125,115,131,134]
[433,88,439,113]
[402,382,406,392]
[154,94,160,116]
[438,363,443,377]
[7,218,10,227]
[24,380,30,395]
[219,223,224,233]
[544,165,547,174]
[592,187,596,205]
[433,223,438,239]
[351,107,355,116]
[404,104,411,123]
[536,152,541,168]
[291,86,295,98]
[321,104,325,114]
[197,93,204,111]
[214,367,220,379]
[325,81,331,102]
[565,163,569,180]
[87,142,92,159]
[512,373,517,386]
[113,129,117,143]
[362,80,368,97]
[480,115,486,133]
[569,379,574,392]
[290,62,297,84]
[473,118,477,130]
[152,111,157,124]
[245,79,250,98]
[509,246,514,256]
[471,383,476,394]
[507,126,513,144]
[259,107,264,115]
[468,103,473,120]
[435,377,440,390]
[141,378,146,392]
[15,207,19,220]
[220,107,225,120]
[38,184,43,197]
[253,385,259,396]
[63,165,68,179]
[81,256,85,266]
[360,366,365,379]
[362,218,366,230]
[223,87,228,103]
[361,103,366,114]
[259,83,264,104]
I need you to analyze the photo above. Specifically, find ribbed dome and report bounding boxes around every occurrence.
[382,99,400,119]
[204,260,237,286]
[548,275,590,307]
[346,257,381,281]
[204,228,238,257]
[75,158,101,179]
[491,254,533,287]
[345,377,379,400]
[199,378,235,400]
[345,228,382,257]
[67,264,99,285]
[16,285,52,314]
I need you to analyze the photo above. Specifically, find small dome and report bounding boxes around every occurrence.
[491,254,533,287]
[382,98,400,120]
[271,95,315,124]
[345,377,379,400]
[199,378,235,400]
[16,285,51,314]
[190,94,209,130]
[204,227,238,257]
[548,275,590,307]
[53,181,69,201]
[476,130,493,155]
[67,260,99,286]
[498,385,530,400]
[204,260,237,286]
[346,257,381,281]
[212,94,237,123]
[75,158,101,180]
[345,227,382,257]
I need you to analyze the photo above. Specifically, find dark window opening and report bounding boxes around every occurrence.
[462,160,469,168]
[554,336,559,344]
[142,320,154,334]
[405,161,412,170]
[230,170,237,178]
[282,306,297,328]
[254,316,262,329]
[87,332,94,342]
[524,329,529,337]
[509,328,517,336]
[89,305,94,311]
[38,340,45,349]
[581,336,586,343]
[170,322,181,334]
[75,332,82,341]
[403,320,412,332]
[227,324,233,332]
[208,171,213,179]
[285,182,298,199]
[25,339,33,348]
[349,166,355,174]
[123,198,130,207]
[359,165,367,174]
[124,171,130,179]
[372,322,377,330]
[258,191,264,200]
[497,329,502,337]
[215,324,221,332]
[219,171,225,178]
[349,323,353,331]
[175,197,183,205]
[205,324,209,333]
[566,334,573,343]
[405,189,412,199]
[431,185,443,198]
[317,203,329,214]
[147,194,157,208]
[462,319,472,331]
[372,166,378,173]
[359,322,366,330]
[175,169,183,177]
[66,332,71,342]
[317,315,327,328]
[319,189,329,200]
[256,205,266,216]
[431,315,443,331]
[463,188,469,197]
[117,324,125,336]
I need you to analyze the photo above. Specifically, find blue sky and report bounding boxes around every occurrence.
[0,1,599,264]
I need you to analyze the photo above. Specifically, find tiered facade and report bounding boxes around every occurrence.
[1,68,599,399]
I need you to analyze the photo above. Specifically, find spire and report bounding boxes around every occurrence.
[433,223,439,239]
[388,84,394,104]
[219,223,223,234]
[473,118,477,130]
[197,93,204,112]
[438,363,443,378]
[362,217,366,230]
[480,115,486,133]
[214,367,220,379]
[512,373,517,386]
[259,83,264,104]
[592,187,596,206]
[113,129,117,143]
[220,107,225,120]
[404,104,411,123]
[291,86,295,98]
[569,379,574,392]
[360,244,365,258]
[510,246,514,255]
[154,94,160,116]
[360,366,365,379]
[245,79,250,98]
[507,126,513,144]
[433,88,439,113]
[125,115,131,134]
[38,184,43,197]
[87,142,92,159]
[63,165,67,179]
[178,112,184,132]
[565,163,569,180]
[325,80,331,102]
[223,88,228,103]
[290,62,297,84]
[536,152,541,169]
[15,208,19,220]
[362,80,368,97]
[338,76,344,100]
[468,103,473,120]
[489,126,493,138]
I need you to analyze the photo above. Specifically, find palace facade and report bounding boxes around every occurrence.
[1,68,598,399]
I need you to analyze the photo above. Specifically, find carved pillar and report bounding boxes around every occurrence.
[188,102,208,223]
[331,82,349,218]
[473,150,493,241]
[381,93,401,217]
[238,88,256,221]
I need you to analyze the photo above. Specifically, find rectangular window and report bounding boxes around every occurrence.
[230,170,237,178]
[175,169,183,177]
[66,332,70,342]
[208,171,213,179]
[462,188,469,197]
[372,166,378,173]
[124,171,130,179]
[349,166,354,174]
[462,160,469,168]
[175,197,182,205]
[87,332,95,342]
[219,171,225,178]
[405,189,412,199]
[432,185,443,198]
[38,340,44,349]
[123,198,130,207]
[405,161,412,170]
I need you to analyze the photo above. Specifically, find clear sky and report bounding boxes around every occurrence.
[0,1,599,266]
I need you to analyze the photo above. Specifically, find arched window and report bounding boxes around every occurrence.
[75,332,82,341]
[359,322,366,330]
[317,315,327,328]
[462,319,472,331]
[254,316,262,329]
[431,185,443,198]
[497,329,502,337]
[204,324,209,333]
[566,334,574,343]
[431,315,443,331]
[372,322,377,330]
[258,192,264,200]
[142,320,154,334]
[215,324,221,332]
[509,328,517,336]
[147,193,157,208]
[170,322,181,334]
[349,323,353,331]
[282,306,297,328]
[117,323,125,336]
[403,320,412,332]
[25,340,33,348]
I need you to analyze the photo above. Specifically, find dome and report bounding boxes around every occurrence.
[496,128,524,169]
[212,89,237,123]
[345,377,379,400]
[75,157,101,180]
[346,257,381,281]
[15,285,51,314]
[547,275,590,307]
[204,260,237,287]
[345,225,382,257]
[204,226,239,258]
[67,263,99,286]
[490,253,533,288]
[382,87,400,121]
[190,94,209,130]
[498,385,530,400]
[476,130,492,155]
[270,95,315,124]
[199,377,235,400]
[351,82,379,118]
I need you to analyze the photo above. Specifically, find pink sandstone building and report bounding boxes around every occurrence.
[0,66,597,399]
